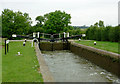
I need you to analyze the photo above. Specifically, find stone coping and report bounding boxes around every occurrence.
[35,43,55,82]
[71,42,120,60]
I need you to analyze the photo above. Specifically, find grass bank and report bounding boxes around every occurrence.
[0,38,2,83]
[75,40,119,54]
[2,41,43,82]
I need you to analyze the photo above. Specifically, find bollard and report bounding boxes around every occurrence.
[25,39,27,42]
[94,41,96,45]
[23,42,25,46]
[6,40,9,52]
[18,52,20,55]
[79,38,81,41]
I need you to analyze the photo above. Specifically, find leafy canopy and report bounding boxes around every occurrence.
[43,10,71,34]
[2,9,32,39]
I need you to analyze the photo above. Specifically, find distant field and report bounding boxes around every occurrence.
[75,40,119,54]
[2,41,43,82]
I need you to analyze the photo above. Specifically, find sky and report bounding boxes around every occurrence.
[118,1,120,25]
[0,0,120,26]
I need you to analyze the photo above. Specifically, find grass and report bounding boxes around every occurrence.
[75,40,119,54]
[2,41,43,82]
[0,38,2,83]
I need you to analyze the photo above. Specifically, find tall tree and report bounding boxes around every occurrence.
[2,9,32,39]
[94,22,99,27]
[35,16,44,27]
[99,20,104,27]
[86,21,120,42]
[43,10,71,34]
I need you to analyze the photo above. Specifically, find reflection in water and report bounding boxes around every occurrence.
[42,50,120,83]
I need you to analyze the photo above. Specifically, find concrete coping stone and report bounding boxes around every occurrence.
[35,43,55,82]
[71,42,120,60]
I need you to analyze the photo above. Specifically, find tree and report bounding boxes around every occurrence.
[94,22,99,27]
[35,16,44,27]
[109,26,120,42]
[2,9,32,39]
[86,25,97,40]
[31,25,44,33]
[101,26,111,41]
[99,20,104,27]
[86,20,119,42]
[43,10,71,34]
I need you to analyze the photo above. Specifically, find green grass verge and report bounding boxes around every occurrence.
[0,38,2,83]
[75,40,119,54]
[2,41,43,82]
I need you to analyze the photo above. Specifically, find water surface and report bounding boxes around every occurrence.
[42,50,120,82]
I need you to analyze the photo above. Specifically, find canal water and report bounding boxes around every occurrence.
[42,50,120,82]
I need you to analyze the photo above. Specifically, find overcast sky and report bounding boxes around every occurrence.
[0,0,119,26]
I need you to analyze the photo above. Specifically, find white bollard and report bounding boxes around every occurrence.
[79,38,81,41]
[94,41,96,45]
[25,39,27,42]
[23,42,25,46]
[18,52,20,55]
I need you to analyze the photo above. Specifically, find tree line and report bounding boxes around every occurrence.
[86,20,120,42]
[1,9,85,39]
[2,9,32,39]
[1,9,119,42]
[32,10,71,34]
